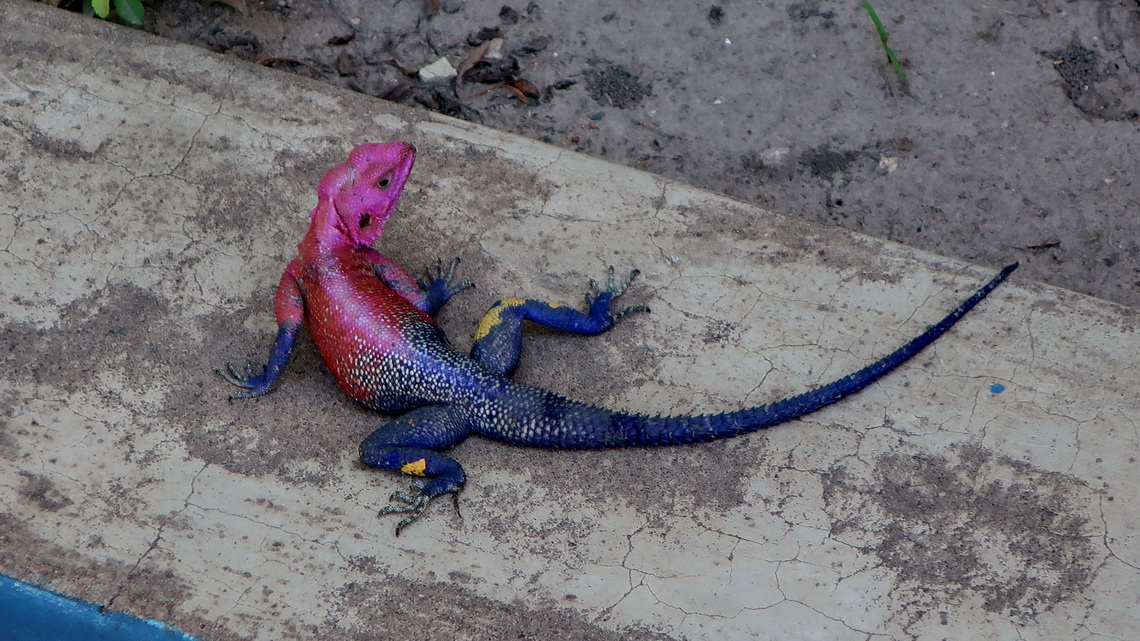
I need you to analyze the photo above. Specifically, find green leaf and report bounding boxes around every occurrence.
[860,0,907,84]
[114,0,145,25]
[860,0,888,48]
[92,0,110,19]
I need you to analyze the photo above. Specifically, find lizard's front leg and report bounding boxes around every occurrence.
[360,404,473,535]
[220,260,304,397]
[365,251,473,315]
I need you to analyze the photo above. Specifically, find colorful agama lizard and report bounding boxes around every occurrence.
[221,142,1018,534]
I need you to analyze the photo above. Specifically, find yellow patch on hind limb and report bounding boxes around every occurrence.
[473,297,526,341]
[401,458,428,476]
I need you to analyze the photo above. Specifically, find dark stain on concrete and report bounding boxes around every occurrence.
[0,284,170,395]
[801,145,863,179]
[586,64,652,109]
[1041,37,1140,122]
[0,398,19,460]
[17,471,72,512]
[823,441,1101,622]
[328,574,674,641]
[0,116,105,160]
[0,281,352,483]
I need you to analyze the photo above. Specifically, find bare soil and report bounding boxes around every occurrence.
[147,0,1139,307]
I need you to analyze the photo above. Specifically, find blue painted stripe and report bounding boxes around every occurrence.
[0,574,198,640]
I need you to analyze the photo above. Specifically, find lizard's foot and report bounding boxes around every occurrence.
[218,362,273,398]
[377,480,462,536]
[419,257,474,306]
[587,266,650,322]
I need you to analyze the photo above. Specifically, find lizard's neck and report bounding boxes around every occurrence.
[301,200,357,256]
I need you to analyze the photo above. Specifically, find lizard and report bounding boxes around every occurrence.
[221,141,1019,535]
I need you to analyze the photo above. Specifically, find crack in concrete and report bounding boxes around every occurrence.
[102,461,208,612]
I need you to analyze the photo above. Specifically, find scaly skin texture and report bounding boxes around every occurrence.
[222,142,1019,534]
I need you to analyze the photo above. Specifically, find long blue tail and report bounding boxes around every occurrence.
[473,263,1018,449]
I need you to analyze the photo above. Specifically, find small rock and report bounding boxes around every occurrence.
[468,26,502,46]
[336,51,355,76]
[514,36,550,55]
[439,0,465,13]
[499,5,520,24]
[759,147,792,167]
[749,147,796,182]
[419,57,457,83]
[484,38,505,61]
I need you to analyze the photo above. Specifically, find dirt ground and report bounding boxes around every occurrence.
[143,0,1139,308]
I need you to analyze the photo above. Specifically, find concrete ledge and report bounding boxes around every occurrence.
[2,3,1137,640]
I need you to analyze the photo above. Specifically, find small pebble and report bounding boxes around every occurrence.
[419,57,457,83]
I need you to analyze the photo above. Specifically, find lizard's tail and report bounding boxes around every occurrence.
[473,263,1018,450]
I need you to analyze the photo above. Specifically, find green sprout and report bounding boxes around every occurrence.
[861,0,907,85]
[84,0,145,26]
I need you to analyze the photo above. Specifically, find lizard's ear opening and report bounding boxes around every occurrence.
[360,213,373,228]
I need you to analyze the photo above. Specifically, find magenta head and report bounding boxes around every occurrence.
[317,142,417,247]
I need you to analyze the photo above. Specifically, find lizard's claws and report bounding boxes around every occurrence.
[218,362,271,398]
[419,258,474,313]
[587,266,640,300]
[377,481,461,536]
[586,266,650,322]
[419,257,474,296]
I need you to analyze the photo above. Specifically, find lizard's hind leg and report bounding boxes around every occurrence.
[360,404,472,535]
[469,267,648,378]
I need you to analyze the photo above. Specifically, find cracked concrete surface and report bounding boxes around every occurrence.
[1,3,1137,640]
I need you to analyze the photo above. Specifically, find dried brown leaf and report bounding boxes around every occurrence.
[457,41,492,86]
[510,78,540,98]
[497,84,529,103]
[468,82,532,104]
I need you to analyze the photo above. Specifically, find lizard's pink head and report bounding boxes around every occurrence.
[317,142,417,247]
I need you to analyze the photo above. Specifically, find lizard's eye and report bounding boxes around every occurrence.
[360,214,372,228]
[377,173,393,190]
